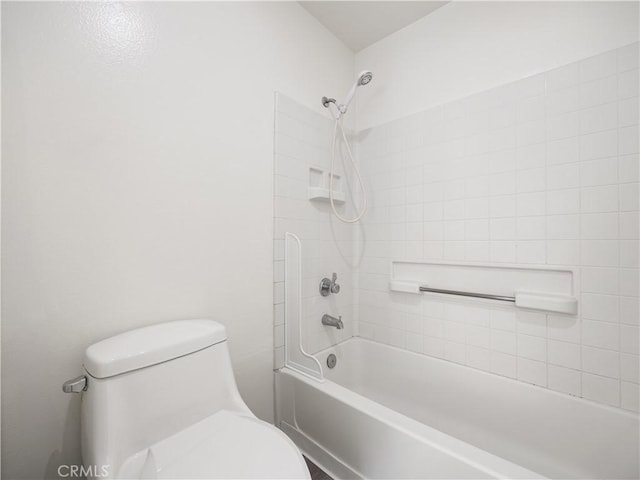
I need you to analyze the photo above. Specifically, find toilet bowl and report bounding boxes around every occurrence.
[119,410,308,479]
[72,319,309,479]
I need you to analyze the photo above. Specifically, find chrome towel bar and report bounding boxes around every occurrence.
[389,279,577,314]
[419,286,515,303]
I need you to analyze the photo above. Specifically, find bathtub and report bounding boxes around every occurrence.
[275,338,639,479]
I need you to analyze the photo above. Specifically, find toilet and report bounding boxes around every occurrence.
[74,319,310,479]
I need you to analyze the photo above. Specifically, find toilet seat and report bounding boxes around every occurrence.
[118,410,310,479]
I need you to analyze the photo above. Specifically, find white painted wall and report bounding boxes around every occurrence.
[1,2,353,478]
[355,1,639,129]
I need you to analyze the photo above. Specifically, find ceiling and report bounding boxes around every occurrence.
[299,1,449,52]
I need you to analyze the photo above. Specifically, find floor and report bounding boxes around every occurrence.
[304,456,333,480]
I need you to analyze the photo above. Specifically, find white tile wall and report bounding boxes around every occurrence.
[273,45,638,413]
[356,43,639,412]
[273,94,358,367]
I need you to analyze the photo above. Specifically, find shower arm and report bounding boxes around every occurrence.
[322,96,337,108]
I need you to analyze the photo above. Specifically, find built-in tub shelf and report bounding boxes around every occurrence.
[308,187,345,203]
[389,261,577,315]
[308,167,345,203]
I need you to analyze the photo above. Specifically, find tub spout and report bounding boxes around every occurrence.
[322,314,343,330]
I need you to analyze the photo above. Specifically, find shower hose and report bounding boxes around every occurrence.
[329,115,367,223]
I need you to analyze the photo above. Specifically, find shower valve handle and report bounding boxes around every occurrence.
[330,272,340,294]
[320,273,340,296]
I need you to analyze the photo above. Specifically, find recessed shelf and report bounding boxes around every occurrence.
[307,167,345,203]
[308,187,345,203]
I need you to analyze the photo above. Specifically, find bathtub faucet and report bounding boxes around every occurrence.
[322,314,344,330]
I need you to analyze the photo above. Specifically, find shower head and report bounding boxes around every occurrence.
[358,71,373,86]
[338,70,373,114]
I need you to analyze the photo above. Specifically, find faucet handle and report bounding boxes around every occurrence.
[331,272,340,294]
[320,273,340,296]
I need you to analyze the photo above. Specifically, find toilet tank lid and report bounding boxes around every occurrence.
[84,319,227,379]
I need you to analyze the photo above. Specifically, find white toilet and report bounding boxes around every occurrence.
[73,319,310,479]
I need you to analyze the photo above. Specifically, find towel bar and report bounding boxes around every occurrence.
[419,286,515,302]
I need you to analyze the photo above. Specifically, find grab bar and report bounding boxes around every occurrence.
[419,286,515,303]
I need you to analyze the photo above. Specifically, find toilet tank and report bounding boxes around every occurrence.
[80,319,251,477]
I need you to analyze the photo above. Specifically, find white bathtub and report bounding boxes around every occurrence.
[275,338,639,479]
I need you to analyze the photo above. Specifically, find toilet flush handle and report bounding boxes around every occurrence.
[62,375,88,393]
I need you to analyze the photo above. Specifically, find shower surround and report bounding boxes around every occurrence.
[274,42,639,412]
[273,93,359,361]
